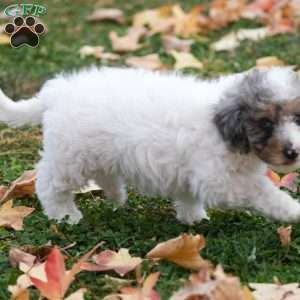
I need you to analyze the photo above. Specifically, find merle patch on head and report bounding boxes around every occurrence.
[214,68,300,166]
[5,16,45,48]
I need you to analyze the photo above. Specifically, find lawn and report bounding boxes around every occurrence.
[1,0,300,299]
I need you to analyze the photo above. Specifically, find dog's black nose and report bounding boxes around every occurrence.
[283,146,299,160]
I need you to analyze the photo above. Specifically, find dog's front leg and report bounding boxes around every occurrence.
[248,177,300,222]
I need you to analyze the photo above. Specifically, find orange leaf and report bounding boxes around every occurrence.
[30,244,101,300]
[82,248,142,276]
[277,225,292,247]
[0,200,34,231]
[266,169,298,192]
[146,234,210,270]
[266,169,281,187]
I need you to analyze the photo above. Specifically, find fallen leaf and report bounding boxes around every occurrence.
[250,283,300,300]
[170,51,203,70]
[104,272,161,300]
[277,225,292,247]
[8,275,32,300]
[266,169,298,192]
[132,5,175,35]
[242,0,274,19]
[125,54,166,70]
[65,288,87,300]
[75,181,103,194]
[79,45,120,60]
[0,200,34,230]
[162,35,193,52]
[172,4,205,37]
[0,32,10,45]
[208,0,246,30]
[109,27,147,53]
[82,248,142,277]
[30,244,101,300]
[171,265,245,300]
[211,27,269,51]
[9,248,36,268]
[146,233,209,270]
[256,56,285,68]
[0,170,36,204]
[0,186,8,199]
[86,8,125,23]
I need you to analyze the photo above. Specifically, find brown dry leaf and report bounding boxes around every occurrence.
[277,225,292,247]
[82,248,142,277]
[250,283,300,300]
[109,27,147,53]
[0,186,8,199]
[171,265,245,300]
[256,56,285,68]
[79,45,120,60]
[0,170,36,204]
[171,51,203,70]
[0,200,34,230]
[146,233,209,270]
[211,27,269,51]
[86,8,124,23]
[125,54,166,71]
[162,35,193,52]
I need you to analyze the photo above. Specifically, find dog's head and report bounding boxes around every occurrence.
[214,67,300,171]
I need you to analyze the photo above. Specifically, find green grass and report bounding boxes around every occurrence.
[1,0,300,299]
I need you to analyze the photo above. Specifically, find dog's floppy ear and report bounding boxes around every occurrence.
[213,101,250,153]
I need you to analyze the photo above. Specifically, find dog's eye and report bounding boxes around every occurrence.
[258,118,273,130]
[295,115,300,126]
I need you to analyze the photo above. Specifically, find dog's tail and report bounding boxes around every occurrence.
[0,89,43,127]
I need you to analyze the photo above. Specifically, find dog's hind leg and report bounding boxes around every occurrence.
[95,172,127,205]
[35,159,83,224]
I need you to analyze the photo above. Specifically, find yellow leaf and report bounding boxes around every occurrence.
[170,51,203,70]
[0,200,34,231]
[146,233,209,270]
[256,56,285,68]
[0,33,10,45]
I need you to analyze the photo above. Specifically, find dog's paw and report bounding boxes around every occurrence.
[45,208,83,224]
[176,208,209,225]
[5,16,45,48]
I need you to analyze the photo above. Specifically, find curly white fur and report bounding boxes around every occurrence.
[1,67,300,224]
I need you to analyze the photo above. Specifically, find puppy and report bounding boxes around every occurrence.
[1,67,300,224]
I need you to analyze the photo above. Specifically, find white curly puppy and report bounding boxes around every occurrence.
[1,67,300,224]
